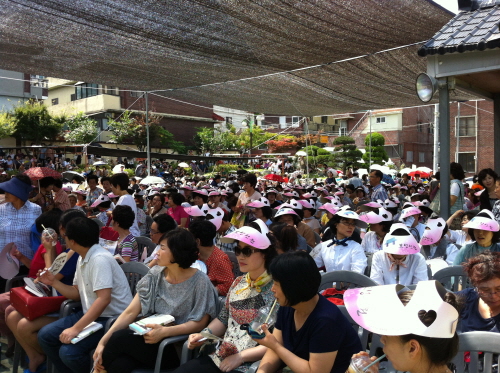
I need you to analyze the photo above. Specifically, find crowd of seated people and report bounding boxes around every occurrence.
[0,162,500,373]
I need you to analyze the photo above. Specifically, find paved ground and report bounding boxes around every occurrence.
[0,337,14,372]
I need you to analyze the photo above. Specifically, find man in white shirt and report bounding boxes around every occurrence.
[109,173,140,236]
[38,217,132,373]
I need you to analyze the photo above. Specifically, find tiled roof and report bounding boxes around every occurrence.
[418,5,500,56]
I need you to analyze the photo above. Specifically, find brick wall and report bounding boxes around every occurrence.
[448,100,494,175]
[120,91,214,148]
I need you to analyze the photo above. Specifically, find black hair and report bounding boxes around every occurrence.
[192,192,208,203]
[468,227,500,243]
[327,214,342,236]
[189,220,216,246]
[153,214,177,233]
[97,200,112,209]
[269,251,320,306]
[112,205,135,230]
[450,162,465,180]
[159,228,199,269]
[370,169,383,180]
[151,193,165,205]
[462,210,479,221]
[53,179,63,189]
[259,206,273,219]
[169,192,185,206]
[303,207,316,216]
[101,176,111,184]
[87,175,98,183]
[36,208,63,234]
[269,222,298,253]
[242,173,258,188]
[478,168,498,187]
[398,290,460,368]
[277,211,301,226]
[434,171,440,181]
[239,224,278,270]
[39,177,55,189]
[110,173,129,191]
[379,220,393,233]
[60,209,86,229]
[15,174,32,186]
[65,217,99,248]
[214,175,222,181]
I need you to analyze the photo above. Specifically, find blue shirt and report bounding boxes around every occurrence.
[370,184,388,202]
[275,295,362,373]
[456,288,500,333]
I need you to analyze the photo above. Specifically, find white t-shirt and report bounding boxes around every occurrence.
[451,183,461,197]
[117,194,140,237]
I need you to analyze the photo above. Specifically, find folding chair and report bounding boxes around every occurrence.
[319,270,378,291]
[433,265,471,292]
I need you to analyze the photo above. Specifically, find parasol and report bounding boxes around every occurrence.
[25,167,62,181]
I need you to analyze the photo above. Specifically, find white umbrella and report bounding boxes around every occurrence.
[178,162,189,168]
[140,176,165,185]
[93,161,107,166]
[112,164,126,173]
[295,151,307,156]
[399,168,412,174]
[416,166,433,173]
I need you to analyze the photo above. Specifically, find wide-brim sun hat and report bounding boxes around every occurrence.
[463,210,500,232]
[420,217,447,246]
[247,197,270,208]
[274,207,299,218]
[206,207,224,230]
[297,199,315,209]
[192,189,209,197]
[344,280,458,338]
[220,226,271,249]
[91,194,111,208]
[319,203,340,215]
[359,208,393,224]
[0,177,34,202]
[400,206,422,220]
[382,223,420,255]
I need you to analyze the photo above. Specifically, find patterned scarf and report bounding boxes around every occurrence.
[328,237,352,247]
[235,271,272,294]
[387,253,408,271]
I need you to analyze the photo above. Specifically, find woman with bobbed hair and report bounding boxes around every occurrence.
[453,210,500,265]
[93,228,218,373]
[254,251,361,373]
[459,250,500,332]
[173,225,278,373]
[346,281,460,373]
[478,168,498,211]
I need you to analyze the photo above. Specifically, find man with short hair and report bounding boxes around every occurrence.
[368,169,388,202]
[53,178,71,211]
[348,171,363,188]
[145,214,177,267]
[37,217,132,373]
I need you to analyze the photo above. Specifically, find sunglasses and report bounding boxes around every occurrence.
[234,245,260,257]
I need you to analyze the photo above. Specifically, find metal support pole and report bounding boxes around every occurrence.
[145,91,151,176]
[438,79,450,219]
[433,104,439,173]
[369,110,372,171]
[455,102,460,163]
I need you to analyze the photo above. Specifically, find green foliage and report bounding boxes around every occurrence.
[238,127,274,153]
[332,136,363,173]
[11,100,63,144]
[363,132,389,166]
[298,146,334,169]
[108,111,142,146]
[213,164,242,174]
[194,127,241,154]
[63,112,99,144]
[157,127,186,154]
[0,112,16,139]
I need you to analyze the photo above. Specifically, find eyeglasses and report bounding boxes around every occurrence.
[150,229,160,235]
[234,245,260,257]
[475,287,500,297]
[339,220,356,227]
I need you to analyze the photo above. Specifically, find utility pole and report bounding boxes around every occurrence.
[145,91,150,176]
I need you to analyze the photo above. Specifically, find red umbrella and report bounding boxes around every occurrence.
[24,167,62,181]
[408,170,429,178]
[264,174,285,182]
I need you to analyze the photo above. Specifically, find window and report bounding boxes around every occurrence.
[321,116,328,124]
[292,116,300,127]
[419,152,425,163]
[458,153,476,173]
[130,91,142,97]
[376,116,386,124]
[457,116,476,137]
[407,151,413,162]
[226,117,233,125]
[51,98,58,105]
[428,123,434,134]
[384,145,402,158]
[417,123,423,132]
[99,118,109,130]
[339,120,347,136]
[106,86,119,95]
[75,83,100,100]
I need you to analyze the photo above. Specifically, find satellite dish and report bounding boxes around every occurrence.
[415,73,439,103]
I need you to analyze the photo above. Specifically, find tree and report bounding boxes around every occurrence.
[363,132,389,166]
[63,113,99,144]
[266,135,298,153]
[108,111,165,151]
[238,127,274,154]
[298,145,333,169]
[157,127,186,154]
[193,127,238,154]
[11,100,63,145]
[332,136,363,173]
[0,113,16,139]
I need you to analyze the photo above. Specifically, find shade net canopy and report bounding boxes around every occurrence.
[0,0,476,115]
